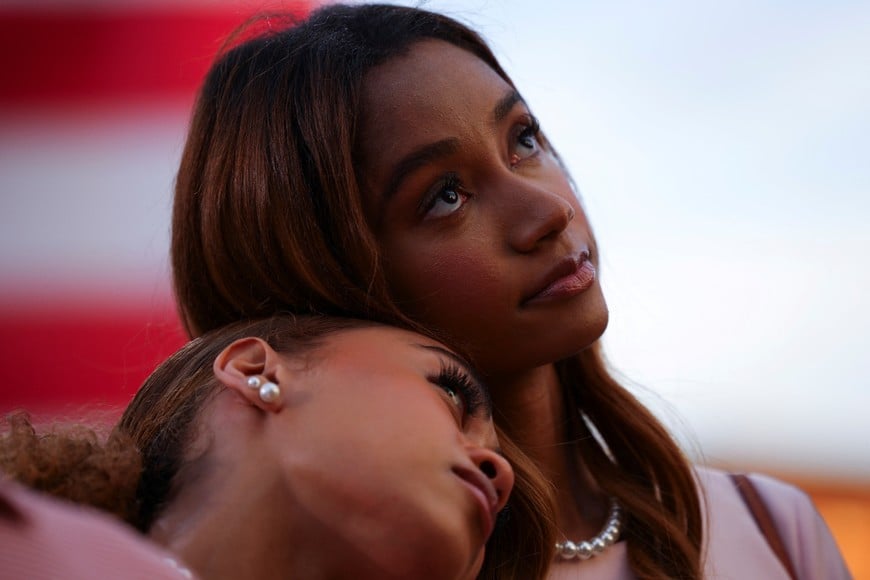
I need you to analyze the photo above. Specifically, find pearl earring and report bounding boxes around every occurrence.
[246,375,281,404]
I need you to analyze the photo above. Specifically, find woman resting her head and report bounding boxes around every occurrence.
[1,315,554,580]
[171,4,851,579]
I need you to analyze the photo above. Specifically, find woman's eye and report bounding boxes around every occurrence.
[510,119,542,167]
[432,361,480,425]
[423,175,469,219]
[441,386,466,418]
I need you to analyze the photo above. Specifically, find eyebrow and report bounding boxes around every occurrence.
[416,343,493,417]
[493,89,523,124]
[380,89,526,202]
[382,138,459,202]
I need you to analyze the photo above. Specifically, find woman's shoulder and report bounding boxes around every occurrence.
[0,478,191,579]
[695,465,813,517]
[694,466,852,579]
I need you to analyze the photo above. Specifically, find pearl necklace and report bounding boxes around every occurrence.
[555,499,623,561]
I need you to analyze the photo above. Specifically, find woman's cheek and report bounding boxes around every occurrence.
[387,241,508,314]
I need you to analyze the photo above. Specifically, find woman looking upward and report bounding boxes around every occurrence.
[171,4,849,578]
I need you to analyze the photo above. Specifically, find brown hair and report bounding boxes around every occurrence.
[1,315,555,579]
[0,412,141,521]
[171,4,703,577]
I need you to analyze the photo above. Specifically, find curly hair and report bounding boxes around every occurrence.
[0,412,140,522]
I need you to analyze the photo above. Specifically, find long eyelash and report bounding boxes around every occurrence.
[436,360,485,416]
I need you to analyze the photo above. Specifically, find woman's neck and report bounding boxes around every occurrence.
[158,481,431,580]
[153,463,415,580]
[489,363,566,460]
[152,447,376,580]
[489,362,610,540]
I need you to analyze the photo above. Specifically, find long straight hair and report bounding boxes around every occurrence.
[171,4,703,577]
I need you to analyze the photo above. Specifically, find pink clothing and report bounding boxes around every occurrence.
[0,478,192,580]
[549,468,851,579]
[0,468,850,579]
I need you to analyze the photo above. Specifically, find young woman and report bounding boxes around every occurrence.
[170,4,850,578]
[2,315,552,579]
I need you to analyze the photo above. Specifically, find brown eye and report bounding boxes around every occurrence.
[440,187,460,205]
[519,130,538,150]
[423,174,470,219]
[510,117,542,167]
[444,387,464,411]
[515,127,538,156]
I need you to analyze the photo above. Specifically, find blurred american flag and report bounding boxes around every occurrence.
[0,2,311,417]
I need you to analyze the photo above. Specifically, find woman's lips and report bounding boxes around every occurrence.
[523,252,596,306]
[452,466,497,540]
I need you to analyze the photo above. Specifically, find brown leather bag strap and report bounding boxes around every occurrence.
[730,473,799,580]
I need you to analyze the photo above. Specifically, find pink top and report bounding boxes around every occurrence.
[548,468,852,579]
[0,468,850,579]
[0,478,193,580]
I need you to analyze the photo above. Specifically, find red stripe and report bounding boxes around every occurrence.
[0,306,187,416]
[0,4,310,107]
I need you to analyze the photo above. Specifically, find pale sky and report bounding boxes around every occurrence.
[369,0,870,478]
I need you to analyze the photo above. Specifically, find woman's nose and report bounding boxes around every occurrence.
[507,184,576,253]
[467,446,515,514]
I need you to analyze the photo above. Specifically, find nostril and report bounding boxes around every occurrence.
[480,460,497,479]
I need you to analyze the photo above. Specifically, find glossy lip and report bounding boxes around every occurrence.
[522,250,595,306]
[452,465,497,541]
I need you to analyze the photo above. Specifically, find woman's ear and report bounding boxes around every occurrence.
[214,337,285,412]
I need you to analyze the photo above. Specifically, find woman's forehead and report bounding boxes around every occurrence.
[359,39,510,134]
[356,40,514,192]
